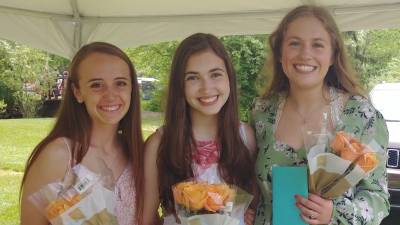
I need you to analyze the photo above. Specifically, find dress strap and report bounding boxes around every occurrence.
[239,122,248,147]
[274,94,286,133]
[62,137,75,176]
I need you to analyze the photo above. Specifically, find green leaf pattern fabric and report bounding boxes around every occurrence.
[249,91,389,225]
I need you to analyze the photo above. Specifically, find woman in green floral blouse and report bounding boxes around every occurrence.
[249,5,389,225]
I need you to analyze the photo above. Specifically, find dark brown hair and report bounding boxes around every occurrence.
[263,5,365,97]
[20,42,144,224]
[157,33,255,213]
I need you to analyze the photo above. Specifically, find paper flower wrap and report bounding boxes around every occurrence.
[172,181,253,225]
[305,128,384,199]
[29,164,119,225]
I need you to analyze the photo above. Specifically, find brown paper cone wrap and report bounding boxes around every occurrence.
[308,153,368,198]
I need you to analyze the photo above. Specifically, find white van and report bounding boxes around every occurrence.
[370,82,400,224]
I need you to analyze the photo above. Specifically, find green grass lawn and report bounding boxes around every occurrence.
[0,113,161,225]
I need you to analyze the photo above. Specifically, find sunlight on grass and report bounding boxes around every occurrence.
[0,119,54,172]
[0,170,22,225]
[0,112,162,225]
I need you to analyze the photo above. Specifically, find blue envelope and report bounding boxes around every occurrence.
[272,166,308,225]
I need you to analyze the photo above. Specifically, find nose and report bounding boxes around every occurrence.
[299,44,312,60]
[103,85,117,100]
[199,77,214,93]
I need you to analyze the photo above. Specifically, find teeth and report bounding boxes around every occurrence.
[295,64,315,72]
[100,105,120,111]
[199,96,218,103]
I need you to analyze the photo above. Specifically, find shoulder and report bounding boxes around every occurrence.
[240,122,257,155]
[345,95,385,121]
[22,137,71,196]
[344,95,388,141]
[144,129,163,157]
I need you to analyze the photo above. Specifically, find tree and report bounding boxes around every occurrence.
[344,29,400,89]
[222,35,267,120]
[125,41,178,111]
[0,40,69,118]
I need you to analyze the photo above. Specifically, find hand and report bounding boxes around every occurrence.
[295,193,333,225]
[244,208,255,225]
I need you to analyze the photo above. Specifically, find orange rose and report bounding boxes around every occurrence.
[173,182,235,212]
[45,195,81,219]
[173,181,194,205]
[331,132,378,172]
[173,182,208,211]
[330,132,348,153]
[357,152,378,172]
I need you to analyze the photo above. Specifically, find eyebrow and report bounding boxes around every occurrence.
[286,36,328,43]
[184,67,226,75]
[87,76,130,83]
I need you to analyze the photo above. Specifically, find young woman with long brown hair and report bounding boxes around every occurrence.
[20,42,145,225]
[143,33,258,225]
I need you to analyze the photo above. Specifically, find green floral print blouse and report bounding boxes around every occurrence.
[249,90,390,225]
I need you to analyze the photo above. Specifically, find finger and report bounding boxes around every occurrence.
[246,209,255,216]
[300,213,319,225]
[244,214,255,225]
[295,195,320,211]
[296,202,319,219]
[308,193,326,206]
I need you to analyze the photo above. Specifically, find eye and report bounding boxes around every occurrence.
[289,41,300,47]
[313,42,325,48]
[185,74,198,81]
[116,80,128,87]
[89,82,102,89]
[211,72,223,78]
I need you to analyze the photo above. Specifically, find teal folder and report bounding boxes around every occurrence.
[272,166,308,225]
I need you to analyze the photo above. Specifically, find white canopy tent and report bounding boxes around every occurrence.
[1,0,400,59]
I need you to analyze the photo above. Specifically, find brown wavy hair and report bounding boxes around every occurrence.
[157,33,256,213]
[20,42,144,224]
[262,5,365,97]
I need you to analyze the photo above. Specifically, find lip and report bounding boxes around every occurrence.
[198,95,219,105]
[294,64,317,73]
[98,104,122,112]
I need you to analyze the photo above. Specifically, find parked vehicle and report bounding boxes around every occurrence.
[370,82,400,224]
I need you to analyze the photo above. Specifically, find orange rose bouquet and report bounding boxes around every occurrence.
[29,164,119,225]
[304,115,384,198]
[172,181,253,225]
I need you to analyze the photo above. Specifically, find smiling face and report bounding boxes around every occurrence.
[73,52,132,128]
[184,49,230,119]
[281,16,333,91]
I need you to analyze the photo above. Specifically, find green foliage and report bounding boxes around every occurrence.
[126,42,178,112]
[222,35,267,120]
[0,100,6,113]
[344,29,400,89]
[0,40,69,118]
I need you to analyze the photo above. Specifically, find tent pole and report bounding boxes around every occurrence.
[70,0,81,54]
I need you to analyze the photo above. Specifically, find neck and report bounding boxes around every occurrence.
[190,111,218,141]
[287,84,330,115]
[90,123,120,153]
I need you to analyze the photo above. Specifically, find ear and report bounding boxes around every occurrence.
[72,84,83,103]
